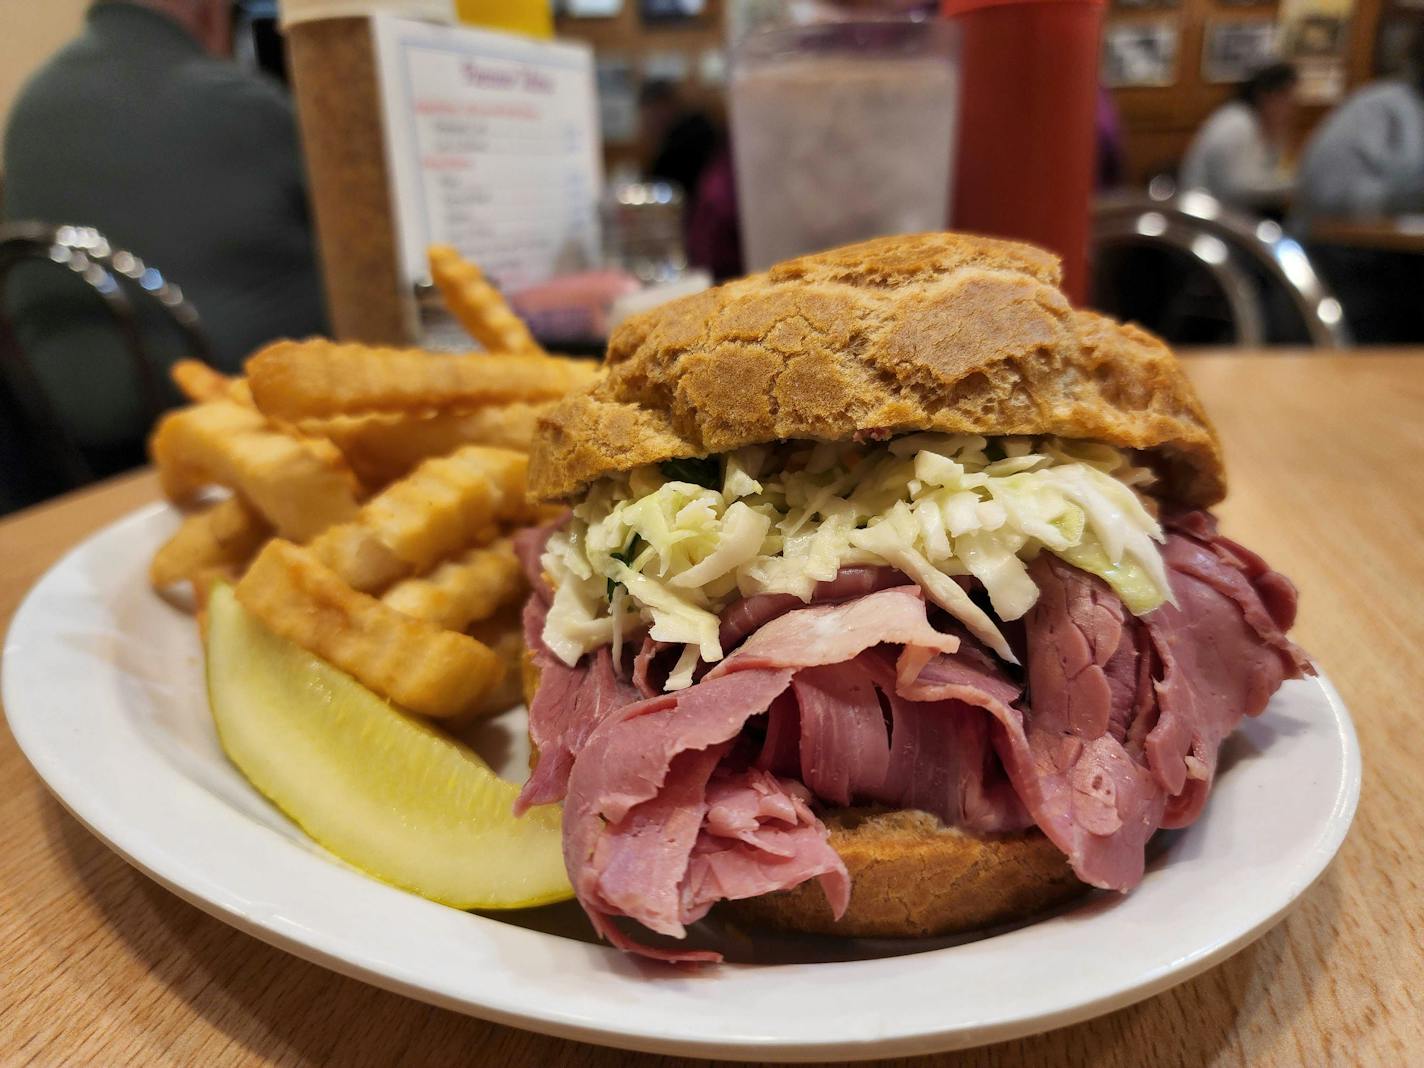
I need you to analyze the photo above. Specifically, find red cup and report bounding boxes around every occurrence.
[943,0,1104,304]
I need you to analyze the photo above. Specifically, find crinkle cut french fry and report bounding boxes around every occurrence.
[246,339,596,421]
[446,606,526,729]
[150,401,361,541]
[428,244,542,354]
[311,403,547,488]
[152,400,260,500]
[235,540,501,719]
[381,538,525,631]
[304,523,407,596]
[150,496,272,589]
[170,360,252,406]
[308,445,532,592]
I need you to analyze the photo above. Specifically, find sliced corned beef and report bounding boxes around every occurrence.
[632,635,674,698]
[515,510,1310,959]
[560,587,961,960]
[514,522,643,814]
[716,566,909,651]
[515,604,642,813]
[682,767,850,922]
[1010,515,1311,887]
[877,646,1035,833]
[789,655,891,807]
[512,523,555,601]
[705,585,961,676]
[1142,517,1310,828]
[1013,555,1170,889]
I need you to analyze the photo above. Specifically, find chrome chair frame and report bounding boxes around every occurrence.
[1094,214,1267,345]
[0,222,212,491]
[1093,190,1351,348]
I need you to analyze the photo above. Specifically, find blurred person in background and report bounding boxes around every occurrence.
[684,144,742,281]
[639,79,718,203]
[1292,32,1424,343]
[1180,63,1299,214]
[1293,34,1424,227]
[1,0,326,477]
[639,79,740,278]
[1096,86,1126,190]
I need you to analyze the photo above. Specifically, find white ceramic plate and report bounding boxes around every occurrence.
[3,506,1361,1061]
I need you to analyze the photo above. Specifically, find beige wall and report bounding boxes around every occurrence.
[0,0,90,169]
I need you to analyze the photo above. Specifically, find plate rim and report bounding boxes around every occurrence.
[2,506,1363,1061]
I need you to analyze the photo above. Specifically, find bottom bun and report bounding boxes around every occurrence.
[722,808,1085,938]
[522,656,1084,938]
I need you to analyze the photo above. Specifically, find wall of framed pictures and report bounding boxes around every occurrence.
[556,0,1391,187]
[1105,0,1385,183]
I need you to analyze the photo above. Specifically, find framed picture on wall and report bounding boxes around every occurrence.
[639,0,707,22]
[642,50,690,81]
[698,47,727,86]
[1102,21,1180,87]
[595,54,638,144]
[1279,0,1355,102]
[559,0,624,15]
[1290,14,1349,55]
[1203,20,1279,82]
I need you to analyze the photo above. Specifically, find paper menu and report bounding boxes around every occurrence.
[371,16,604,295]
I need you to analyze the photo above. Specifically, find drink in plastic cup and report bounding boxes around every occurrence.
[730,19,962,271]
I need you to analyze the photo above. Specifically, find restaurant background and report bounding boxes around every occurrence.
[7,0,1418,185]
[2,0,1422,516]
[0,5,1419,1065]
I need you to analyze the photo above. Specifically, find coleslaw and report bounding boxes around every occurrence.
[540,434,1173,688]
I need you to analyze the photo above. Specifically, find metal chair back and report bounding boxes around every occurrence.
[1093,190,1350,348]
[0,222,212,497]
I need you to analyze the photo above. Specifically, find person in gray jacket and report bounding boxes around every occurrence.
[1292,33,1424,342]
[2,0,326,474]
[1293,38,1424,228]
[1180,63,1298,213]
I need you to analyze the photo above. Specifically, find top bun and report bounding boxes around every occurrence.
[528,233,1224,505]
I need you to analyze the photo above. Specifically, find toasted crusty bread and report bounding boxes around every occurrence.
[522,657,1083,938]
[721,808,1085,938]
[527,231,1223,506]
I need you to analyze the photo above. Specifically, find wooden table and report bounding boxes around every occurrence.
[1308,216,1424,254]
[3,353,1422,1066]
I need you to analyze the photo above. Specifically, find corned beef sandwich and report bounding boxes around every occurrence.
[512,232,1312,961]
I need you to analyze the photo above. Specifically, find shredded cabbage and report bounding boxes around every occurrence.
[541,435,1172,685]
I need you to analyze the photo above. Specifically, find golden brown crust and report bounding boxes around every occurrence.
[722,808,1086,938]
[528,232,1224,506]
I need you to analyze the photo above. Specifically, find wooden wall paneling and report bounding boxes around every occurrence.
[1346,0,1384,82]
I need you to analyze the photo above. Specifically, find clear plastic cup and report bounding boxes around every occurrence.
[729,19,961,271]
